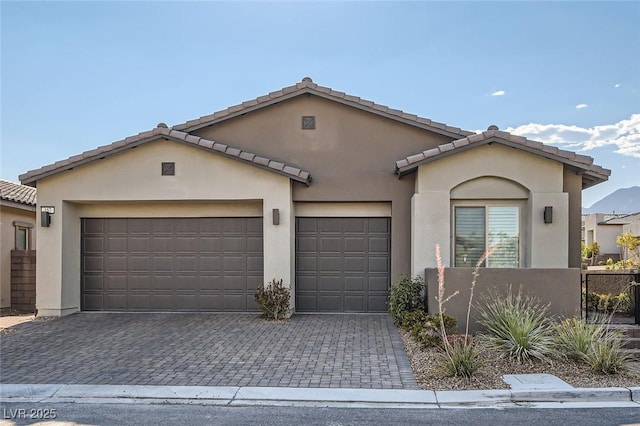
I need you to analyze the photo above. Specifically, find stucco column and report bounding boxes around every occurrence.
[262,186,294,292]
[411,191,451,277]
[35,201,64,316]
[530,192,569,268]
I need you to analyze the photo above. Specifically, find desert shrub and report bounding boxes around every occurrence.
[477,287,556,362]
[400,309,428,331]
[435,336,480,378]
[388,275,425,324]
[584,290,633,315]
[583,329,632,374]
[255,279,290,320]
[408,312,458,348]
[555,318,603,361]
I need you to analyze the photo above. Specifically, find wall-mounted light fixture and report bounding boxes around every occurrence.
[543,206,553,224]
[41,206,55,227]
[272,208,280,226]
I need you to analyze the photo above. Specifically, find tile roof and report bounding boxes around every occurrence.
[172,77,474,139]
[395,129,611,189]
[19,126,312,186]
[0,179,37,206]
[600,212,640,225]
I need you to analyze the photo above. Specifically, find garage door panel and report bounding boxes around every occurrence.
[175,237,197,252]
[83,237,104,253]
[246,236,263,252]
[130,237,150,253]
[345,277,364,291]
[224,237,246,252]
[345,257,365,272]
[368,257,389,273]
[317,295,342,311]
[108,237,127,252]
[344,296,364,312]
[175,256,196,272]
[320,257,342,272]
[105,275,126,291]
[83,275,103,291]
[105,294,128,310]
[152,257,173,272]
[106,219,128,234]
[246,256,263,273]
[319,276,342,291]
[368,295,388,312]
[345,238,366,252]
[128,276,150,291]
[296,217,390,313]
[320,237,341,252]
[223,256,245,272]
[82,218,263,312]
[152,276,174,291]
[84,256,104,273]
[368,276,389,292]
[199,237,222,253]
[151,237,172,253]
[129,256,150,272]
[369,237,389,253]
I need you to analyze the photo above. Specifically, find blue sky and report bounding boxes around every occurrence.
[1,1,638,208]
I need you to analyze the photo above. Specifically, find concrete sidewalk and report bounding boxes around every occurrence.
[2,384,639,409]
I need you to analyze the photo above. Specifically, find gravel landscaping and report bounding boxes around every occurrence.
[400,329,640,390]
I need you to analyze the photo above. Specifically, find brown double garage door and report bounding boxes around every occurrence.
[81,217,390,312]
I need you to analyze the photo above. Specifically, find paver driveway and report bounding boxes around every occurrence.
[0,313,419,389]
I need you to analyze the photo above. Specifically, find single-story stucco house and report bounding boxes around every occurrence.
[19,78,610,319]
[0,180,37,312]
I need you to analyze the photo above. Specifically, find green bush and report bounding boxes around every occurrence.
[583,290,632,315]
[435,337,480,378]
[408,312,458,348]
[555,318,603,361]
[255,279,290,320]
[583,330,632,374]
[400,309,428,331]
[388,275,425,324]
[477,288,556,362]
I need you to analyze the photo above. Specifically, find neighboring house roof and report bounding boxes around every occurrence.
[173,77,475,140]
[600,212,640,225]
[19,125,312,186]
[0,179,37,206]
[394,128,610,189]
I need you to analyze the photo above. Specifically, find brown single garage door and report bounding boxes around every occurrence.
[81,218,263,312]
[296,217,390,312]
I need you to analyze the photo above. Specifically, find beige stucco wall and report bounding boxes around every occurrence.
[193,95,455,282]
[35,139,294,316]
[583,213,623,255]
[412,143,570,275]
[425,267,581,333]
[0,203,36,309]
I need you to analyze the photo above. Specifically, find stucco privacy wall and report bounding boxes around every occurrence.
[1,205,36,309]
[193,95,456,282]
[35,139,293,316]
[411,143,569,276]
[425,267,581,333]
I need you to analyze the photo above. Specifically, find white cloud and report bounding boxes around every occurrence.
[491,90,505,96]
[504,113,640,159]
[615,83,621,88]
[576,103,588,109]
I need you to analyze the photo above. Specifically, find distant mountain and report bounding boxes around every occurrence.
[583,186,640,214]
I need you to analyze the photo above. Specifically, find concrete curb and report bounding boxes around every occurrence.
[2,384,640,408]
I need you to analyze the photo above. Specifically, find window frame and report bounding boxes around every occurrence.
[452,201,523,268]
[13,221,33,250]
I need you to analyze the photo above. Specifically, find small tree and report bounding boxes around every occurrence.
[617,231,640,266]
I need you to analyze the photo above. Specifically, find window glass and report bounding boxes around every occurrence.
[454,207,485,267]
[16,227,28,250]
[487,206,519,267]
[454,205,520,268]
